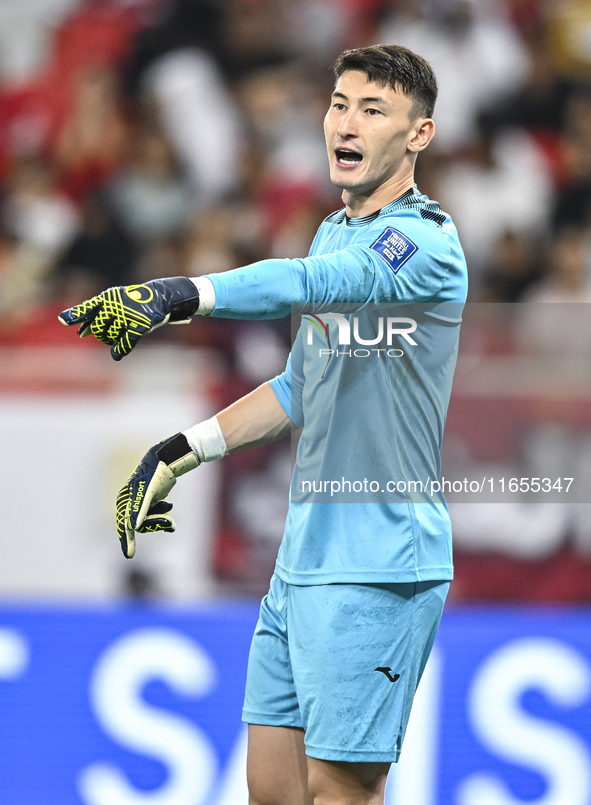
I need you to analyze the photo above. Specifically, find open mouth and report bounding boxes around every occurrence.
[335,148,363,167]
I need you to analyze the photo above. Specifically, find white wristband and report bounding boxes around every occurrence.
[189,276,216,315]
[183,416,228,462]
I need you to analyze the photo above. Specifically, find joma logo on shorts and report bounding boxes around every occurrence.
[375,667,400,683]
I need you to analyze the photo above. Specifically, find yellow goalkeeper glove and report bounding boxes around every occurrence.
[116,433,200,558]
[58,278,199,361]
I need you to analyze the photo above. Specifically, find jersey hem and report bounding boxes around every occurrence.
[273,564,454,585]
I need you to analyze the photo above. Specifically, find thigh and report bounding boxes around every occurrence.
[307,757,390,805]
[288,580,449,764]
[247,724,312,805]
[247,725,390,805]
[243,575,303,728]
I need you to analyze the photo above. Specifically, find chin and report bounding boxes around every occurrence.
[330,172,360,192]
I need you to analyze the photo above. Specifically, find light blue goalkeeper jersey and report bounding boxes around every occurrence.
[207,186,467,584]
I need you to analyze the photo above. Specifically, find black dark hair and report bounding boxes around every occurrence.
[333,44,438,119]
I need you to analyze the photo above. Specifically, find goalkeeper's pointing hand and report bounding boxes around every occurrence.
[58,277,200,361]
[117,433,200,558]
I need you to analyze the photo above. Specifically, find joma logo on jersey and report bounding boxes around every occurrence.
[304,313,417,346]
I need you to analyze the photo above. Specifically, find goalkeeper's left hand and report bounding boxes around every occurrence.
[58,277,200,361]
[116,433,200,558]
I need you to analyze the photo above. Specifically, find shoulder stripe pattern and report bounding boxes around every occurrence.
[384,189,450,227]
[420,208,447,227]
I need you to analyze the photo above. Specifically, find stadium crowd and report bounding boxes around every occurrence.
[2,0,591,599]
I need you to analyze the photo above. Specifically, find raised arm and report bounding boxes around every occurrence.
[57,244,379,359]
[58,214,452,359]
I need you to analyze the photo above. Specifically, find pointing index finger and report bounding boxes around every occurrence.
[58,296,103,327]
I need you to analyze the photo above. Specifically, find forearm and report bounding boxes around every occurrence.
[183,381,292,461]
[216,381,293,453]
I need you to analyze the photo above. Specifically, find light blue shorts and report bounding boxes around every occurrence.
[242,574,449,763]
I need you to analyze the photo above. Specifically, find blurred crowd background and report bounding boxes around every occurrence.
[1,0,591,601]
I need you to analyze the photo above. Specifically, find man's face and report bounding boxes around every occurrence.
[324,70,420,200]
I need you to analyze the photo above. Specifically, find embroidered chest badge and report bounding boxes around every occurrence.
[370,227,418,274]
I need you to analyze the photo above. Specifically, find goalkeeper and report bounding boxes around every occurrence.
[60,45,467,805]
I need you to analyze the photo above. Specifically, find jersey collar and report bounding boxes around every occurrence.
[345,186,419,227]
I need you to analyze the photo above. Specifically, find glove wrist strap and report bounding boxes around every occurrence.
[159,276,200,320]
[156,433,199,477]
[189,276,216,315]
[184,416,228,463]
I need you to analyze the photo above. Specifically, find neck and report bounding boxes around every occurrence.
[343,174,416,218]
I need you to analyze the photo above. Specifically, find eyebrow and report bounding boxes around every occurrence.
[331,91,389,105]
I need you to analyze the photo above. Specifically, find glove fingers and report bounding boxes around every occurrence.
[111,328,143,361]
[124,523,136,557]
[58,296,103,327]
[147,500,174,515]
[111,311,170,361]
[78,322,92,337]
[90,313,118,345]
[116,484,136,559]
[137,510,176,534]
[128,462,176,531]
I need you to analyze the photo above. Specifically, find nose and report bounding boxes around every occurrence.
[336,109,358,139]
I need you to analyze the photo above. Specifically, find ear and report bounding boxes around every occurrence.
[408,118,435,153]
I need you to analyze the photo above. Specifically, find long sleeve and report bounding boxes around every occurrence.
[206,251,376,319]
[205,214,459,319]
